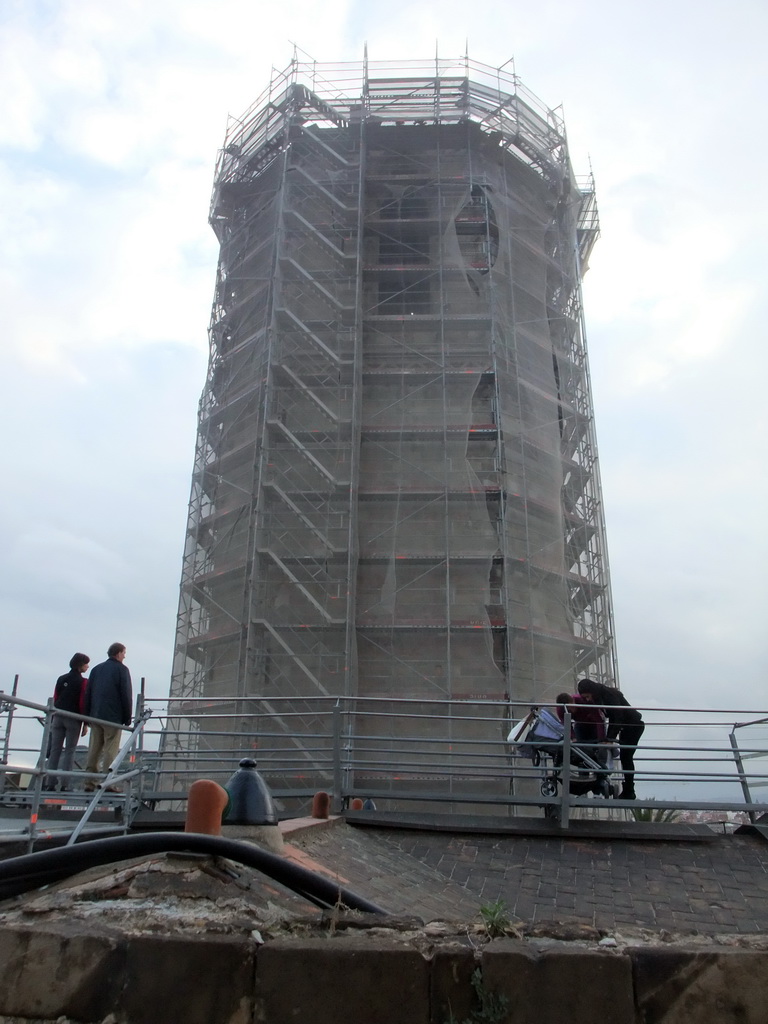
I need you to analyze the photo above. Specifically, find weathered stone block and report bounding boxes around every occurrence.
[482,940,634,1024]
[122,933,254,1024]
[0,924,123,1021]
[631,947,768,1024]
[477,939,539,1022]
[254,935,429,1024]
[429,943,477,1024]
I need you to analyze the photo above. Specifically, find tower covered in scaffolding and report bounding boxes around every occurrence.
[168,57,618,805]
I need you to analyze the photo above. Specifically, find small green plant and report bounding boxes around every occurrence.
[445,968,509,1024]
[478,898,511,938]
[631,800,680,823]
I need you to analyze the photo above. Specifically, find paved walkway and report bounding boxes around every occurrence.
[288,815,768,934]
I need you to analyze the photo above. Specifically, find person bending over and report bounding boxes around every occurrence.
[576,678,644,799]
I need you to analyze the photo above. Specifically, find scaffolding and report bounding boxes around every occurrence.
[166,57,618,809]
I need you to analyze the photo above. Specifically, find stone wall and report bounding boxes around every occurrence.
[1,927,766,1024]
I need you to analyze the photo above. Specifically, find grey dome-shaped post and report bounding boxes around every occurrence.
[223,758,278,826]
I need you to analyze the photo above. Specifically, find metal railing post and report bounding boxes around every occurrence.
[0,677,20,797]
[729,729,757,824]
[559,711,572,829]
[134,685,146,804]
[25,699,56,851]
[332,699,343,813]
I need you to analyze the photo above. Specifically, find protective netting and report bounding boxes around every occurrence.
[164,60,617,809]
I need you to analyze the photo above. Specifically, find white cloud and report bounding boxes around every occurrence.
[9,527,118,603]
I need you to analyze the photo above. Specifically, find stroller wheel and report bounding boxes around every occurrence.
[541,778,558,798]
[596,779,611,799]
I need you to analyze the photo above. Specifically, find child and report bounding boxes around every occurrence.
[555,692,608,763]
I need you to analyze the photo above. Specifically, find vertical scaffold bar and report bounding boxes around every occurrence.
[559,710,572,829]
[729,729,757,825]
[332,700,343,813]
[0,676,20,797]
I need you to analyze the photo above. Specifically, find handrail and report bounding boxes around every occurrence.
[151,695,768,825]
[0,691,153,851]
[66,710,152,846]
[3,687,768,834]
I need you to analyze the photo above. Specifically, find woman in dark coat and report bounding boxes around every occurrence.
[45,652,90,791]
[577,678,644,800]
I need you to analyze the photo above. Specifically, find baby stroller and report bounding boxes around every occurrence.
[509,707,617,813]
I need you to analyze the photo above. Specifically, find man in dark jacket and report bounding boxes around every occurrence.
[84,642,133,789]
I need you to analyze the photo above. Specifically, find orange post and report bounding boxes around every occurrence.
[185,779,230,835]
[311,791,331,819]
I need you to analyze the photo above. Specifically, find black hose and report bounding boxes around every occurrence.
[0,831,387,913]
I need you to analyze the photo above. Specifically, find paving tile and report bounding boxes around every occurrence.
[288,822,768,935]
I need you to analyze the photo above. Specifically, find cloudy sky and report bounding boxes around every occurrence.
[1,0,766,768]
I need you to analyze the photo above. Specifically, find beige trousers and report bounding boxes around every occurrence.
[86,724,122,775]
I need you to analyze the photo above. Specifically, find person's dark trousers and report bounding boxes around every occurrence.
[574,722,607,766]
[45,714,81,790]
[618,722,645,797]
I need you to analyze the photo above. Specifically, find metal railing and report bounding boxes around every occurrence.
[149,695,768,823]
[3,688,768,842]
[0,689,151,851]
[730,716,768,823]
